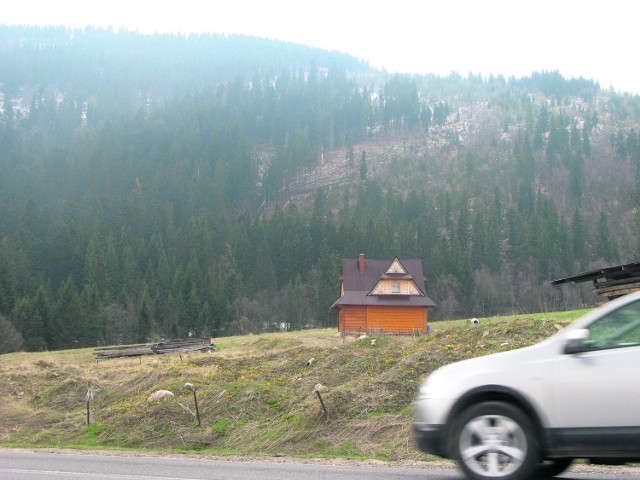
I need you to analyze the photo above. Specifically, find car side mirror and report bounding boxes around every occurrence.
[564,328,590,354]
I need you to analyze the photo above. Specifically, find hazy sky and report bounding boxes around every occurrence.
[3,0,638,94]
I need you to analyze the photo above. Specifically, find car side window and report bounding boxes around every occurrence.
[587,300,640,350]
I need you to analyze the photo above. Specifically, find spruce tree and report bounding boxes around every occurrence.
[138,284,156,343]
[359,151,368,180]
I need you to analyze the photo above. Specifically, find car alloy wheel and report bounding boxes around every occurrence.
[453,401,539,480]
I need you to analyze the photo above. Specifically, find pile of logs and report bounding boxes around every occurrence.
[94,337,216,359]
[152,337,215,355]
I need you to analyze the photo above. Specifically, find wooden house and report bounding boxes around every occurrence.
[332,254,435,334]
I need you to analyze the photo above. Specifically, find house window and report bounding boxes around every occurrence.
[392,282,401,293]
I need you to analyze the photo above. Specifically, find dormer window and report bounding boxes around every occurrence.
[367,257,424,296]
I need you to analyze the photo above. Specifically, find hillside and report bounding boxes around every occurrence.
[0,312,587,459]
[2,26,640,353]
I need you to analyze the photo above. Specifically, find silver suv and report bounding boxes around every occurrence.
[413,290,640,480]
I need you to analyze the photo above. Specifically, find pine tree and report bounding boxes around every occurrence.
[79,282,103,346]
[596,213,620,263]
[571,209,589,268]
[346,143,355,176]
[316,243,339,327]
[359,151,368,180]
[0,256,17,315]
[138,284,156,343]
[533,104,549,150]
[33,285,53,349]
[52,276,82,349]
[582,124,591,156]
[284,275,306,330]
[11,297,45,351]
[569,153,585,198]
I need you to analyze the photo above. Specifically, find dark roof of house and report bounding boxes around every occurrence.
[332,257,436,308]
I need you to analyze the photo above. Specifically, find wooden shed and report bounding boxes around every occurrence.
[332,254,435,334]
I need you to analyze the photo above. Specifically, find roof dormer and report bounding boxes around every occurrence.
[368,258,423,296]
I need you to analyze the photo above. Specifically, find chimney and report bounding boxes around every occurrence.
[359,253,365,273]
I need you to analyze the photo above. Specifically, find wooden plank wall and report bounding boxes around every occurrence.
[338,306,367,332]
[367,306,427,333]
[339,306,428,333]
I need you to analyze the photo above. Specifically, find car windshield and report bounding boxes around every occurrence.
[587,300,640,349]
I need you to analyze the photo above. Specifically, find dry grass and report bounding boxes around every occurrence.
[0,311,587,459]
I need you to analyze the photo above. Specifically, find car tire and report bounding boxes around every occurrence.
[534,458,573,478]
[451,401,540,480]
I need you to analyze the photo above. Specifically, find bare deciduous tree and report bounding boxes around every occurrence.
[0,313,24,354]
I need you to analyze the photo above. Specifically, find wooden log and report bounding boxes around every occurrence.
[95,338,216,358]
[94,345,154,358]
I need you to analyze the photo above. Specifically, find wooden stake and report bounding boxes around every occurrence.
[85,389,94,425]
[184,383,201,427]
[315,390,328,419]
[313,384,329,419]
[193,391,201,427]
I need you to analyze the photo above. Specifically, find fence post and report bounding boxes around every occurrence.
[313,384,328,419]
[85,388,94,425]
[184,383,201,427]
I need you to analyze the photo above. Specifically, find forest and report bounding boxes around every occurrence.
[1,26,640,352]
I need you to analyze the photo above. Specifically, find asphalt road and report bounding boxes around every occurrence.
[1,449,639,480]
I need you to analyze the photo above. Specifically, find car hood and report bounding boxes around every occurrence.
[422,340,558,398]
[450,340,545,369]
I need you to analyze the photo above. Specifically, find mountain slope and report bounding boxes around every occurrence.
[1,27,640,352]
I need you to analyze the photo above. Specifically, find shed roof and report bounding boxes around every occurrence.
[552,261,640,299]
[551,262,640,285]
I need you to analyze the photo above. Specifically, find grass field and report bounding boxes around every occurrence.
[0,310,590,460]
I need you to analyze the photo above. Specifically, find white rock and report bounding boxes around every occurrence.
[147,390,174,402]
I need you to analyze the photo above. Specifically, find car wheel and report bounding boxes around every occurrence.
[451,401,540,480]
[534,458,573,478]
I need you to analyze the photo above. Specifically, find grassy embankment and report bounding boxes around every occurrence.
[0,310,589,460]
